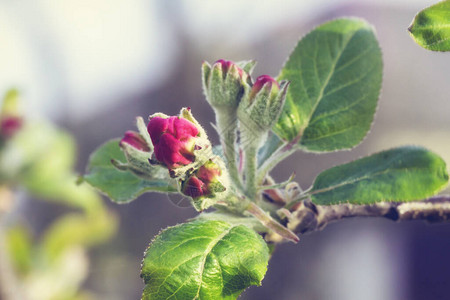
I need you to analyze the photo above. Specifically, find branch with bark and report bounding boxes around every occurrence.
[286,195,450,235]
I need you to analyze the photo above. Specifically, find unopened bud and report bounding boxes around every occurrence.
[147,115,199,170]
[116,118,156,179]
[147,108,212,180]
[181,159,227,210]
[120,131,150,152]
[238,75,289,137]
[0,116,22,138]
[249,75,280,102]
[146,109,229,211]
[202,59,252,110]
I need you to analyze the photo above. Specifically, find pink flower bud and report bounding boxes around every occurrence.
[214,59,244,77]
[147,116,199,169]
[120,131,150,152]
[249,75,280,100]
[0,116,22,138]
[183,176,205,199]
[182,160,225,199]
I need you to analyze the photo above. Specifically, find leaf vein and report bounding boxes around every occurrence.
[194,225,235,299]
[302,29,360,133]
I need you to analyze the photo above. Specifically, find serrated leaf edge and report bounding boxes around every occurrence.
[83,139,176,203]
[140,220,268,300]
[275,17,383,153]
[310,145,449,205]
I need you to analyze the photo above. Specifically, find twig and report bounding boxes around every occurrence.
[215,109,244,191]
[287,195,450,235]
[256,141,297,186]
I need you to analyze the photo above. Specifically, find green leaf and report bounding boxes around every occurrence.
[41,211,117,262]
[84,139,177,203]
[408,0,450,51]
[1,89,20,115]
[141,220,269,300]
[258,133,283,167]
[5,226,33,275]
[3,122,76,182]
[274,18,382,152]
[310,146,449,205]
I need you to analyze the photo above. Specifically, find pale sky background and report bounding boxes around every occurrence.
[0,0,438,120]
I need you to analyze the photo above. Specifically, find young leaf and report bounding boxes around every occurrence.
[41,212,117,262]
[5,226,33,275]
[258,133,283,167]
[310,146,449,205]
[408,0,450,51]
[141,220,269,300]
[83,139,177,203]
[274,18,382,152]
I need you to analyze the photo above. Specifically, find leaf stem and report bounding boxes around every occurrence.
[256,137,299,186]
[244,143,258,200]
[258,173,296,190]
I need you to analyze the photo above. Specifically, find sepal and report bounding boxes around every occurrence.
[202,59,252,110]
[238,77,289,137]
[117,115,157,178]
[136,116,153,150]
[236,60,257,74]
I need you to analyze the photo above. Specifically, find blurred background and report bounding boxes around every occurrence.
[0,0,449,299]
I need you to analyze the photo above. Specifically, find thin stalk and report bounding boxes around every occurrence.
[215,109,243,191]
[244,143,258,200]
[256,142,297,186]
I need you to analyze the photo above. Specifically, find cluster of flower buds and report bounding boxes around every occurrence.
[117,59,290,210]
[181,159,227,210]
[203,59,289,145]
[147,108,229,210]
[119,108,229,211]
[181,160,224,198]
